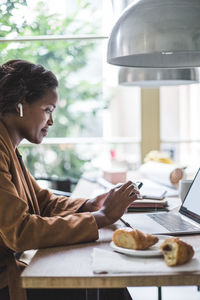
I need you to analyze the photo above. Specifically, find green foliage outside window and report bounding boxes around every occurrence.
[0,0,105,182]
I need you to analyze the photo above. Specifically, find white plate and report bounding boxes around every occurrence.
[110,235,171,257]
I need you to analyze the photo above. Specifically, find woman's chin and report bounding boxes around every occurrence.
[27,137,44,144]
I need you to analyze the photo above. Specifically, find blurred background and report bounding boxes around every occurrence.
[1,0,200,191]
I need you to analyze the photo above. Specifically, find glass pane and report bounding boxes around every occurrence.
[1,0,141,179]
[160,84,200,169]
[0,0,103,38]
[0,39,104,138]
[19,142,140,181]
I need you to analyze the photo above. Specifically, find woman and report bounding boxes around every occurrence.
[0,60,140,300]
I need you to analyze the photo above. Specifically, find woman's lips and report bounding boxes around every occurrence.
[41,128,48,136]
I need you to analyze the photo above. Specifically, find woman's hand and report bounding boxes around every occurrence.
[80,192,109,212]
[91,181,141,228]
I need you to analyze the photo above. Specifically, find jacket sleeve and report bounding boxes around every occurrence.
[29,172,89,218]
[0,150,99,253]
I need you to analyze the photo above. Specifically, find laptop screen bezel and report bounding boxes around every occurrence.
[179,168,200,224]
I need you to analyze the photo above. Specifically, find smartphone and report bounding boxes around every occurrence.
[136,181,143,189]
[129,181,143,196]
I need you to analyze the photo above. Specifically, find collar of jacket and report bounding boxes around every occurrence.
[0,120,39,214]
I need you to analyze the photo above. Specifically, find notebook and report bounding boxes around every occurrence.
[127,198,168,212]
[122,168,200,235]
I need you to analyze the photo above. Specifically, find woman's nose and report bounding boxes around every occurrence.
[47,113,53,126]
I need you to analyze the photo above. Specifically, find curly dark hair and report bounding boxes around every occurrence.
[0,59,58,116]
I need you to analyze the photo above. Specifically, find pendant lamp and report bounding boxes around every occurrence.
[107,0,200,68]
[118,67,200,87]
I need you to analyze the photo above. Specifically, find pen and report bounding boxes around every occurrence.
[120,217,133,229]
[120,181,143,229]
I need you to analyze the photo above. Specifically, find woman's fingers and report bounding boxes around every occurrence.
[116,181,141,198]
[126,183,140,197]
[115,180,134,192]
[94,180,143,227]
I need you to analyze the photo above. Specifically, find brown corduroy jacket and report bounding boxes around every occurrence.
[0,120,98,300]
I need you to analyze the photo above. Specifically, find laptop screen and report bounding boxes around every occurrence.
[180,168,200,223]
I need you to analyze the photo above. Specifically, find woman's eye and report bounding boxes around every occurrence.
[45,108,52,113]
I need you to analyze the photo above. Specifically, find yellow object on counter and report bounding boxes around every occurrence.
[144,150,174,164]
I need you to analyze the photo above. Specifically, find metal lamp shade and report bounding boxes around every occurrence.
[118,67,200,87]
[107,0,200,68]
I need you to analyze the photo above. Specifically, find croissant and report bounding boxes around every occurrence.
[112,228,159,250]
[160,237,194,266]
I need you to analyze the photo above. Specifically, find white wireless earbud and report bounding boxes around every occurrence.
[17,103,23,118]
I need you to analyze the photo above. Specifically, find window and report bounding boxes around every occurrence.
[161,84,200,171]
[0,0,141,183]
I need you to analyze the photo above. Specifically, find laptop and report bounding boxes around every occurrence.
[123,168,200,235]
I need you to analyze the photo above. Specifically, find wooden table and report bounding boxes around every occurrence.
[21,223,200,289]
[21,177,200,298]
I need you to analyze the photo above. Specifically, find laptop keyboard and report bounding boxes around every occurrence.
[148,212,200,232]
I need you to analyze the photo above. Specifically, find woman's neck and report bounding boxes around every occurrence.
[1,116,23,149]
